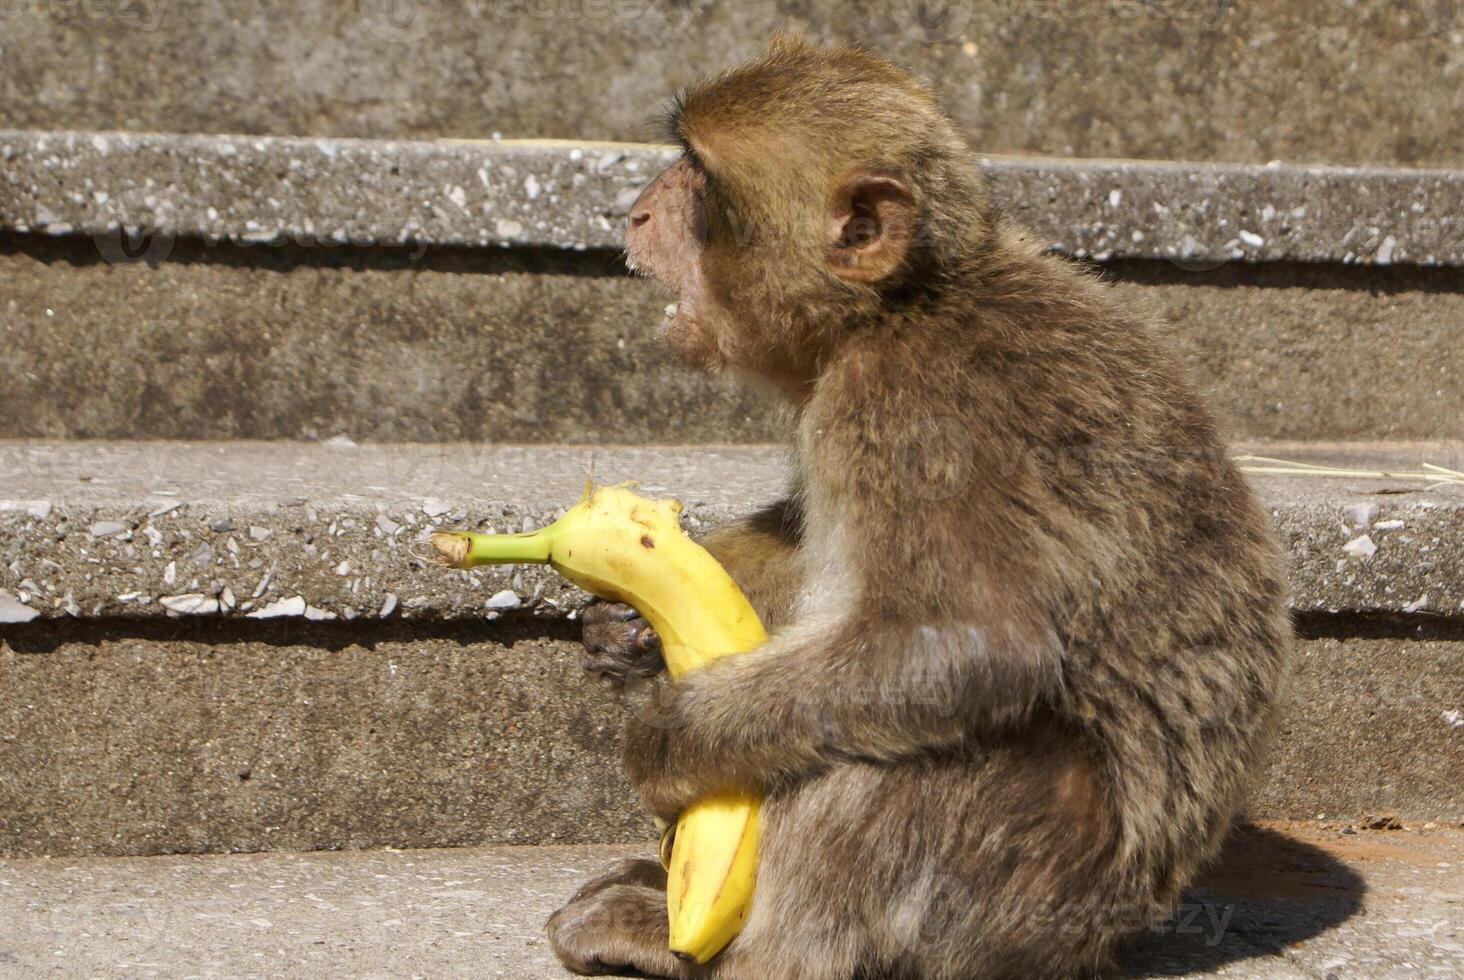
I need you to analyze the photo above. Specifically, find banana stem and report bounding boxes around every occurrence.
[430,529,553,567]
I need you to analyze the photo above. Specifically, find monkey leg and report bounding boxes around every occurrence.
[563,856,668,903]
[712,733,1129,980]
[547,858,695,979]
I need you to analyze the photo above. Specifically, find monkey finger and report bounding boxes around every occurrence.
[629,623,661,655]
[582,601,642,626]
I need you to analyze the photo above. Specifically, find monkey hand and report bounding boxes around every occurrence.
[580,601,664,691]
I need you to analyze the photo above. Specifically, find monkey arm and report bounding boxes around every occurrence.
[625,400,1068,821]
[626,604,1063,820]
[696,495,804,631]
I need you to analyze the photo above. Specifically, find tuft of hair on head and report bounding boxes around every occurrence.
[666,37,992,293]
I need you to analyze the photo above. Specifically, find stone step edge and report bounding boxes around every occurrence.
[2,131,1462,266]
[1,441,1461,625]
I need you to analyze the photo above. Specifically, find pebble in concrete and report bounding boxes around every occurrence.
[0,590,40,624]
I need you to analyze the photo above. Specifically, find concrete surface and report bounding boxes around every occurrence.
[0,623,658,856]
[1,441,1461,622]
[0,824,1460,978]
[1252,635,1464,823]
[0,442,797,623]
[0,235,783,446]
[5,133,1464,264]
[2,441,1463,854]
[2,2,1463,169]
[3,236,1463,444]
[2,623,1461,856]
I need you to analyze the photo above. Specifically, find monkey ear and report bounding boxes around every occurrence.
[825,173,916,283]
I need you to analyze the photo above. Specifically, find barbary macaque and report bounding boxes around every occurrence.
[553,35,1291,979]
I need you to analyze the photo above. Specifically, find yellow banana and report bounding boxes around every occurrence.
[429,483,765,964]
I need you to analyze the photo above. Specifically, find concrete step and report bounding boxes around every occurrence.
[1,440,1462,856]
[3,440,1462,622]
[7,134,1463,264]
[1,823,1461,978]
[1,3,1460,170]
[3,135,1463,444]
[4,232,1460,445]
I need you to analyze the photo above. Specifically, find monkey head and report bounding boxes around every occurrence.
[624,35,991,392]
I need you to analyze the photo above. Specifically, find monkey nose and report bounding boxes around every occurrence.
[629,209,652,228]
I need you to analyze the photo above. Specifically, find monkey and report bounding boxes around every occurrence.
[552,35,1291,980]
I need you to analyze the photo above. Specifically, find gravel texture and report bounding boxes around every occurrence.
[1,441,1460,623]
[3,133,1464,265]
[0,824,1459,978]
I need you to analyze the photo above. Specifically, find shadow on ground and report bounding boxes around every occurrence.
[1120,822,1366,977]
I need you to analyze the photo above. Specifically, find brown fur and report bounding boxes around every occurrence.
[553,35,1292,980]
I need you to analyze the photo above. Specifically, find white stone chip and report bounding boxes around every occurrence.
[248,595,307,619]
[1373,519,1405,531]
[89,521,128,538]
[0,590,40,624]
[1342,535,1378,560]
[1343,502,1379,528]
[379,593,399,618]
[161,593,221,616]
[335,560,352,576]
[304,605,337,621]
[422,499,452,518]
[1402,595,1429,613]
[486,589,521,610]
[250,526,272,542]
[252,565,276,599]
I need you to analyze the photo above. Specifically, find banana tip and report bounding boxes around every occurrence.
[429,532,471,567]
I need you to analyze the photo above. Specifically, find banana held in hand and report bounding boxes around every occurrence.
[429,484,765,964]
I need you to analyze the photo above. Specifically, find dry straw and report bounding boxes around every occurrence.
[1234,455,1464,491]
